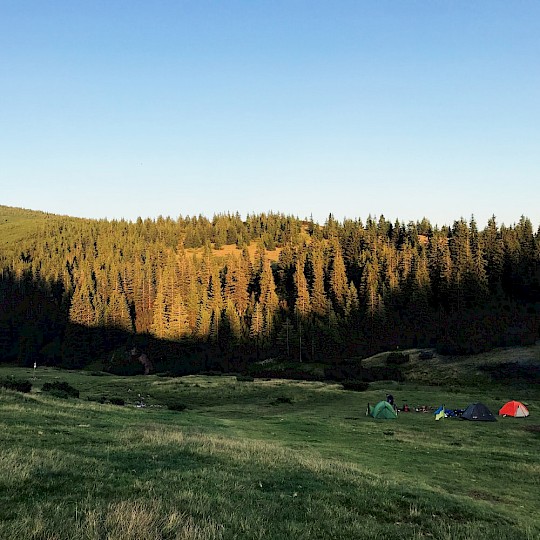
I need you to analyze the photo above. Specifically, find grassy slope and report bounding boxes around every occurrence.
[1,346,539,540]
[0,205,51,247]
[0,204,286,261]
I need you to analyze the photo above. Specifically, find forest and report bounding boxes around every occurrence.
[1,205,539,375]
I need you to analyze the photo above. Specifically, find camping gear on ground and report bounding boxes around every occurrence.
[434,406,457,420]
[461,402,497,421]
[499,401,529,417]
[369,400,398,419]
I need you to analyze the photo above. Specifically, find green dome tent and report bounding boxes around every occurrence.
[369,401,398,419]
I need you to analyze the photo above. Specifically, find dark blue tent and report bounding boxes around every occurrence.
[461,402,496,422]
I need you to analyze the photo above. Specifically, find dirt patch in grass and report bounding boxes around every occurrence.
[468,490,504,503]
[523,424,540,433]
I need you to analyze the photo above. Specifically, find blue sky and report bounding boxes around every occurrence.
[1,1,539,228]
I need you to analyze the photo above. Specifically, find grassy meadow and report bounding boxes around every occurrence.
[1,348,539,540]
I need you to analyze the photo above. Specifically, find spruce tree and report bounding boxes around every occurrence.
[309,241,328,317]
[329,238,348,312]
[294,252,311,317]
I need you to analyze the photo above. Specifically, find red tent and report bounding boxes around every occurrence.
[499,401,529,417]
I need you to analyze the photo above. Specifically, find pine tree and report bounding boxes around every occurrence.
[309,241,327,317]
[344,281,359,319]
[168,291,190,340]
[428,230,452,309]
[250,301,263,359]
[329,238,348,312]
[69,277,95,327]
[449,218,487,311]
[106,274,132,331]
[483,216,505,295]
[360,257,381,317]
[150,271,168,339]
[294,253,311,317]
[465,216,488,306]
[184,255,200,332]
[259,258,279,312]
[224,299,242,342]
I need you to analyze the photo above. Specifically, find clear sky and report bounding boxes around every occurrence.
[1,1,539,228]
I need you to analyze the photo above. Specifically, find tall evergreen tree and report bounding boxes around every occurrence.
[309,241,328,317]
[329,238,348,312]
[294,252,311,317]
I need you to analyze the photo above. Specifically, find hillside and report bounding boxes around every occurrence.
[0,205,52,246]
[0,204,539,375]
[359,342,540,388]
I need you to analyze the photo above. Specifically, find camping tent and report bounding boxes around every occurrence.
[369,401,398,419]
[499,401,529,417]
[461,402,496,422]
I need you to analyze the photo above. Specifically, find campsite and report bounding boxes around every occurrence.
[2,0,540,537]
[1,345,539,540]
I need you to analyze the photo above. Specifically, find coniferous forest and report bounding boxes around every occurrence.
[1,205,539,376]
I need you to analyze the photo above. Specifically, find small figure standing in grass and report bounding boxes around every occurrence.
[386,394,398,412]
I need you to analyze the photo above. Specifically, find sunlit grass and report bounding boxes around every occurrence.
[1,361,539,539]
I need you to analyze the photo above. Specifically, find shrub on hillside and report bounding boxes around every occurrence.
[341,380,370,392]
[370,366,405,382]
[270,396,293,405]
[247,362,320,381]
[386,352,410,365]
[419,350,434,360]
[109,397,125,406]
[86,395,107,404]
[42,381,79,398]
[167,401,187,412]
[0,378,32,393]
[236,375,254,382]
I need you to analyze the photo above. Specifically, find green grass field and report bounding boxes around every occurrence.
[1,349,539,540]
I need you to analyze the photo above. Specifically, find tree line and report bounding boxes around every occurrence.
[1,209,539,372]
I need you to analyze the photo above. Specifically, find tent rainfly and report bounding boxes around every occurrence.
[499,401,529,417]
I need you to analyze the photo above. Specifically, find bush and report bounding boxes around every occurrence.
[42,381,79,398]
[419,350,434,360]
[371,366,405,382]
[109,397,125,406]
[386,352,410,365]
[236,375,254,382]
[0,378,32,393]
[87,395,107,404]
[341,380,370,392]
[270,396,293,405]
[167,401,187,412]
[49,389,71,399]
